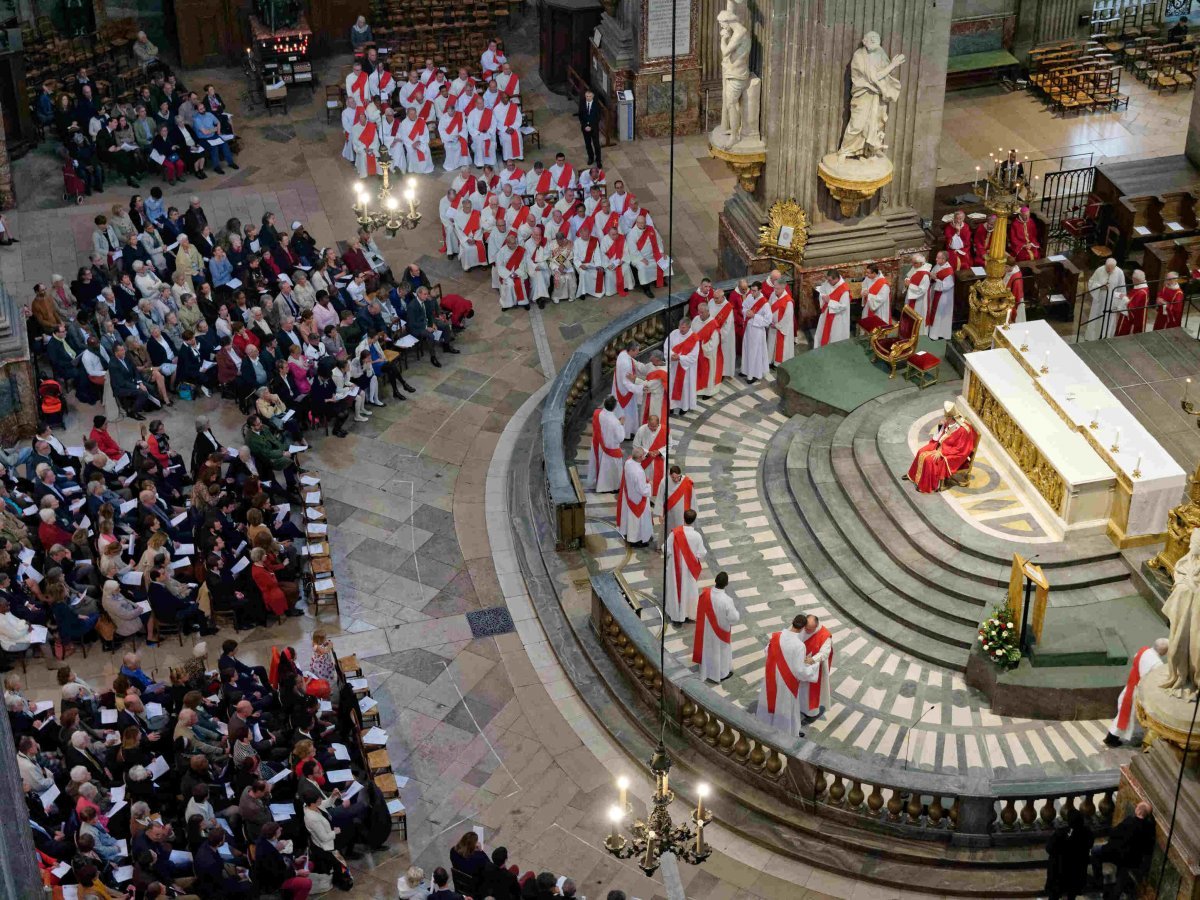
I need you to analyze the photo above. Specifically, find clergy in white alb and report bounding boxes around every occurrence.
[797,613,834,717]
[1086,258,1125,341]
[1105,637,1167,746]
[467,104,497,167]
[351,111,381,179]
[657,464,693,531]
[398,108,434,175]
[633,414,667,498]
[612,342,644,439]
[495,63,520,98]
[602,227,634,298]
[814,271,852,349]
[693,572,742,683]
[664,318,700,414]
[927,250,955,341]
[525,226,551,306]
[768,279,795,364]
[494,232,530,310]
[341,105,358,164]
[740,286,772,382]
[438,108,471,171]
[439,189,461,257]
[379,108,405,172]
[664,509,707,624]
[547,154,576,192]
[549,236,578,303]
[495,95,523,161]
[694,306,722,397]
[572,226,608,299]
[903,253,932,322]
[637,353,668,427]
[626,215,668,297]
[617,448,654,545]
[860,264,891,324]
[710,289,738,383]
[345,62,370,108]
[587,397,625,493]
[369,62,395,106]
[453,200,489,272]
[755,616,819,738]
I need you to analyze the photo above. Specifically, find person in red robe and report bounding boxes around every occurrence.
[1116,271,1149,336]
[905,402,976,493]
[973,214,997,266]
[688,278,714,319]
[943,210,972,272]
[1153,272,1185,331]
[1008,207,1041,261]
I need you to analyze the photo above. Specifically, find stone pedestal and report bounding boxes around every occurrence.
[717,0,951,278]
[1120,740,1200,900]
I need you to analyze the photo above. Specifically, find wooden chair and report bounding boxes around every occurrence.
[1157,62,1180,93]
[871,305,923,378]
[1090,224,1121,263]
[325,85,343,123]
[949,427,981,487]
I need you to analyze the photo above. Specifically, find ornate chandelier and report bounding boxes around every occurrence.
[353,146,420,235]
[604,743,712,875]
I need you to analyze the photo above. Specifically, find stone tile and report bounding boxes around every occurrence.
[370,647,451,684]
[443,695,503,732]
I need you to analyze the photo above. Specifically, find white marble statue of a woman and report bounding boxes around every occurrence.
[1163,528,1200,698]
[837,31,905,161]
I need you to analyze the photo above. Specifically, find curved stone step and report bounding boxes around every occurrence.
[768,416,973,672]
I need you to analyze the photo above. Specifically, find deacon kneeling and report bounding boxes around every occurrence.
[1104,637,1167,747]
[905,401,977,493]
[693,571,741,683]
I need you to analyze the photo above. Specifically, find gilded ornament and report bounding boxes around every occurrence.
[1147,462,1200,583]
[756,199,809,264]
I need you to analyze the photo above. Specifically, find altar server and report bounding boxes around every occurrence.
[617,447,653,545]
[658,464,693,531]
[903,253,932,322]
[467,102,497,167]
[633,414,666,498]
[861,263,891,324]
[1085,258,1125,341]
[612,341,643,439]
[453,199,489,271]
[741,284,772,382]
[944,210,972,272]
[665,509,707,624]
[1104,638,1168,746]
[1154,272,1185,331]
[665,316,700,415]
[494,232,530,310]
[587,397,625,493]
[814,269,851,349]
[693,572,741,683]
[1115,269,1149,336]
[1003,258,1025,324]
[398,107,434,174]
[927,250,955,341]
[755,616,818,737]
[495,93,524,161]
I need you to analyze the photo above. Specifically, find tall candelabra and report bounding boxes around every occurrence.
[352,144,421,236]
[604,743,712,876]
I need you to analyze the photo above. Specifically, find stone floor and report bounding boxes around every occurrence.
[4,14,1195,899]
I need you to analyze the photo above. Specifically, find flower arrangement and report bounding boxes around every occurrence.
[977,605,1021,670]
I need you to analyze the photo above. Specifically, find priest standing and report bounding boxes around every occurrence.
[664,508,707,625]
[693,571,741,683]
[664,317,700,416]
[612,341,643,439]
[814,269,851,349]
[1104,637,1167,747]
[633,413,666,498]
[658,464,693,531]
[755,615,818,737]
[927,250,955,341]
[1115,269,1149,336]
[861,263,891,325]
[617,447,653,546]
[587,397,625,493]
[798,614,834,722]
[1085,258,1125,341]
[903,253,932,322]
[740,285,772,383]
[769,282,795,365]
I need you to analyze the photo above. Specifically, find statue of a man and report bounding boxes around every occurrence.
[718,10,751,144]
[1163,528,1200,698]
[837,31,905,161]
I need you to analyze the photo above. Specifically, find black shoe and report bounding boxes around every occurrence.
[130,412,146,420]
[403,382,416,393]
[453,323,466,331]
[1103,733,1122,748]
[229,162,240,170]
[392,390,403,400]
[431,357,442,368]
[285,608,303,617]
[213,167,226,175]
[536,299,545,309]
[334,428,348,437]
[445,345,460,354]
[344,850,364,860]
[643,287,654,298]
[195,171,207,179]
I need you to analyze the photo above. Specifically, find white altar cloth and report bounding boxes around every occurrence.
[993,320,1185,538]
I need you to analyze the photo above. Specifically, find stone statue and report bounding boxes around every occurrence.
[836,31,906,161]
[709,0,763,154]
[1162,528,1200,698]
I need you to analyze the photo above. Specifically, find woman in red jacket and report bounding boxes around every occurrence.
[250,547,289,617]
[38,508,74,550]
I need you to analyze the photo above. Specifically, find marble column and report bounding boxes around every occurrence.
[1187,69,1200,168]
[720,0,952,274]
[0,709,41,899]
[1013,0,1094,59]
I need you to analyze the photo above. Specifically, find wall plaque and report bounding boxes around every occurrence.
[645,0,691,60]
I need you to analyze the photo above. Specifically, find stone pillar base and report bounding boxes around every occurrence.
[1120,741,1200,899]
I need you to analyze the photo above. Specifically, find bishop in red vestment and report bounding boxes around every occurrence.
[906,402,977,493]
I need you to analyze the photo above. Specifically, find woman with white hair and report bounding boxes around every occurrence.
[102,578,154,641]
[398,865,431,900]
[350,15,372,49]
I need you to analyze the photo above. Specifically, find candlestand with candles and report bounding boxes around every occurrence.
[352,157,421,237]
[954,161,1040,353]
[604,742,712,875]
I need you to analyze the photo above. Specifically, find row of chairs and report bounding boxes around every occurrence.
[1130,43,1198,92]
[21,19,142,111]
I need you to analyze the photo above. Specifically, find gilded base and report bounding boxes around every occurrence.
[954,276,1016,352]
[1136,666,1200,752]
[817,154,893,217]
[709,142,767,193]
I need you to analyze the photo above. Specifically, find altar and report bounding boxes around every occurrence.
[960,320,1186,546]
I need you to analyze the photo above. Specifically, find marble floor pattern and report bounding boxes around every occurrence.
[575,379,1125,779]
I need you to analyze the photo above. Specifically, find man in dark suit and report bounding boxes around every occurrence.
[578,89,602,167]
[108,343,158,419]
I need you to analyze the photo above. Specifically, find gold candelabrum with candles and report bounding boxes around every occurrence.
[955,157,1040,352]
[352,144,421,236]
[605,742,712,876]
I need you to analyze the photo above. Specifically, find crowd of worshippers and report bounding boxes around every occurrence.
[439,157,671,310]
[27,194,475,436]
[11,635,394,897]
[37,60,240,197]
[0,410,328,663]
[341,38,522,179]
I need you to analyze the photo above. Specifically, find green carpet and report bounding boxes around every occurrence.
[776,335,949,414]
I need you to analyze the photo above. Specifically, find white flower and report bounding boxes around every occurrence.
[1007,622,1014,629]
[982,643,989,650]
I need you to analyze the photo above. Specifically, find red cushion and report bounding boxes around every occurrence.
[875,337,897,352]
[908,351,941,371]
[859,314,888,333]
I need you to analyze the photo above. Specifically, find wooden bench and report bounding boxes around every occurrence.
[1141,235,1200,286]
[946,49,1021,89]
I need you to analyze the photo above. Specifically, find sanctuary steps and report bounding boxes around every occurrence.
[764,383,1137,673]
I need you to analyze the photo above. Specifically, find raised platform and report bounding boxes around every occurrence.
[774,334,948,417]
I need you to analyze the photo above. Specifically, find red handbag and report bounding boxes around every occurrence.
[305,677,331,699]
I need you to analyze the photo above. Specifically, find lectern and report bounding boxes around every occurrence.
[1008,553,1049,655]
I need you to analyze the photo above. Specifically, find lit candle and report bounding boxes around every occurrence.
[695,819,704,853]
[608,805,622,841]
[696,783,709,820]
[405,188,416,216]
[617,776,629,810]
[1187,377,1192,404]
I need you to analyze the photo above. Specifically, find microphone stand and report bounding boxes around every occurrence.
[902,704,939,773]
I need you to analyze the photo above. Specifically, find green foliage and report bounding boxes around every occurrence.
[978,604,1021,670]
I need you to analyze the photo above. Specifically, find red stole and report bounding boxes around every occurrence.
[695,318,721,385]
[463,209,486,260]
[502,104,521,157]
[582,237,604,293]
[636,227,666,287]
[642,369,668,424]
[906,269,929,308]
[503,246,526,302]
[613,352,635,406]
[771,294,793,363]
[350,71,368,100]
[405,118,427,161]
[616,464,647,527]
[608,234,628,295]
[555,163,574,190]
[450,176,473,210]
[709,302,732,381]
[692,588,731,664]
[400,82,422,107]
[357,122,378,175]
[1116,646,1151,730]
[420,68,437,85]
[535,170,553,194]
[669,331,700,401]
[865,276,890,323]
[666,475,692,515]
[498,72,520,96]
[818,281,849,347]
[928,264,953,325]
[473,109,493,157]
[509,204,530,233]
[671,525,702,600]
[639,426,667,495]
[446,112,469,157]
[803,626,833,710]
[591,408,622,466]
[764,632,801,714]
